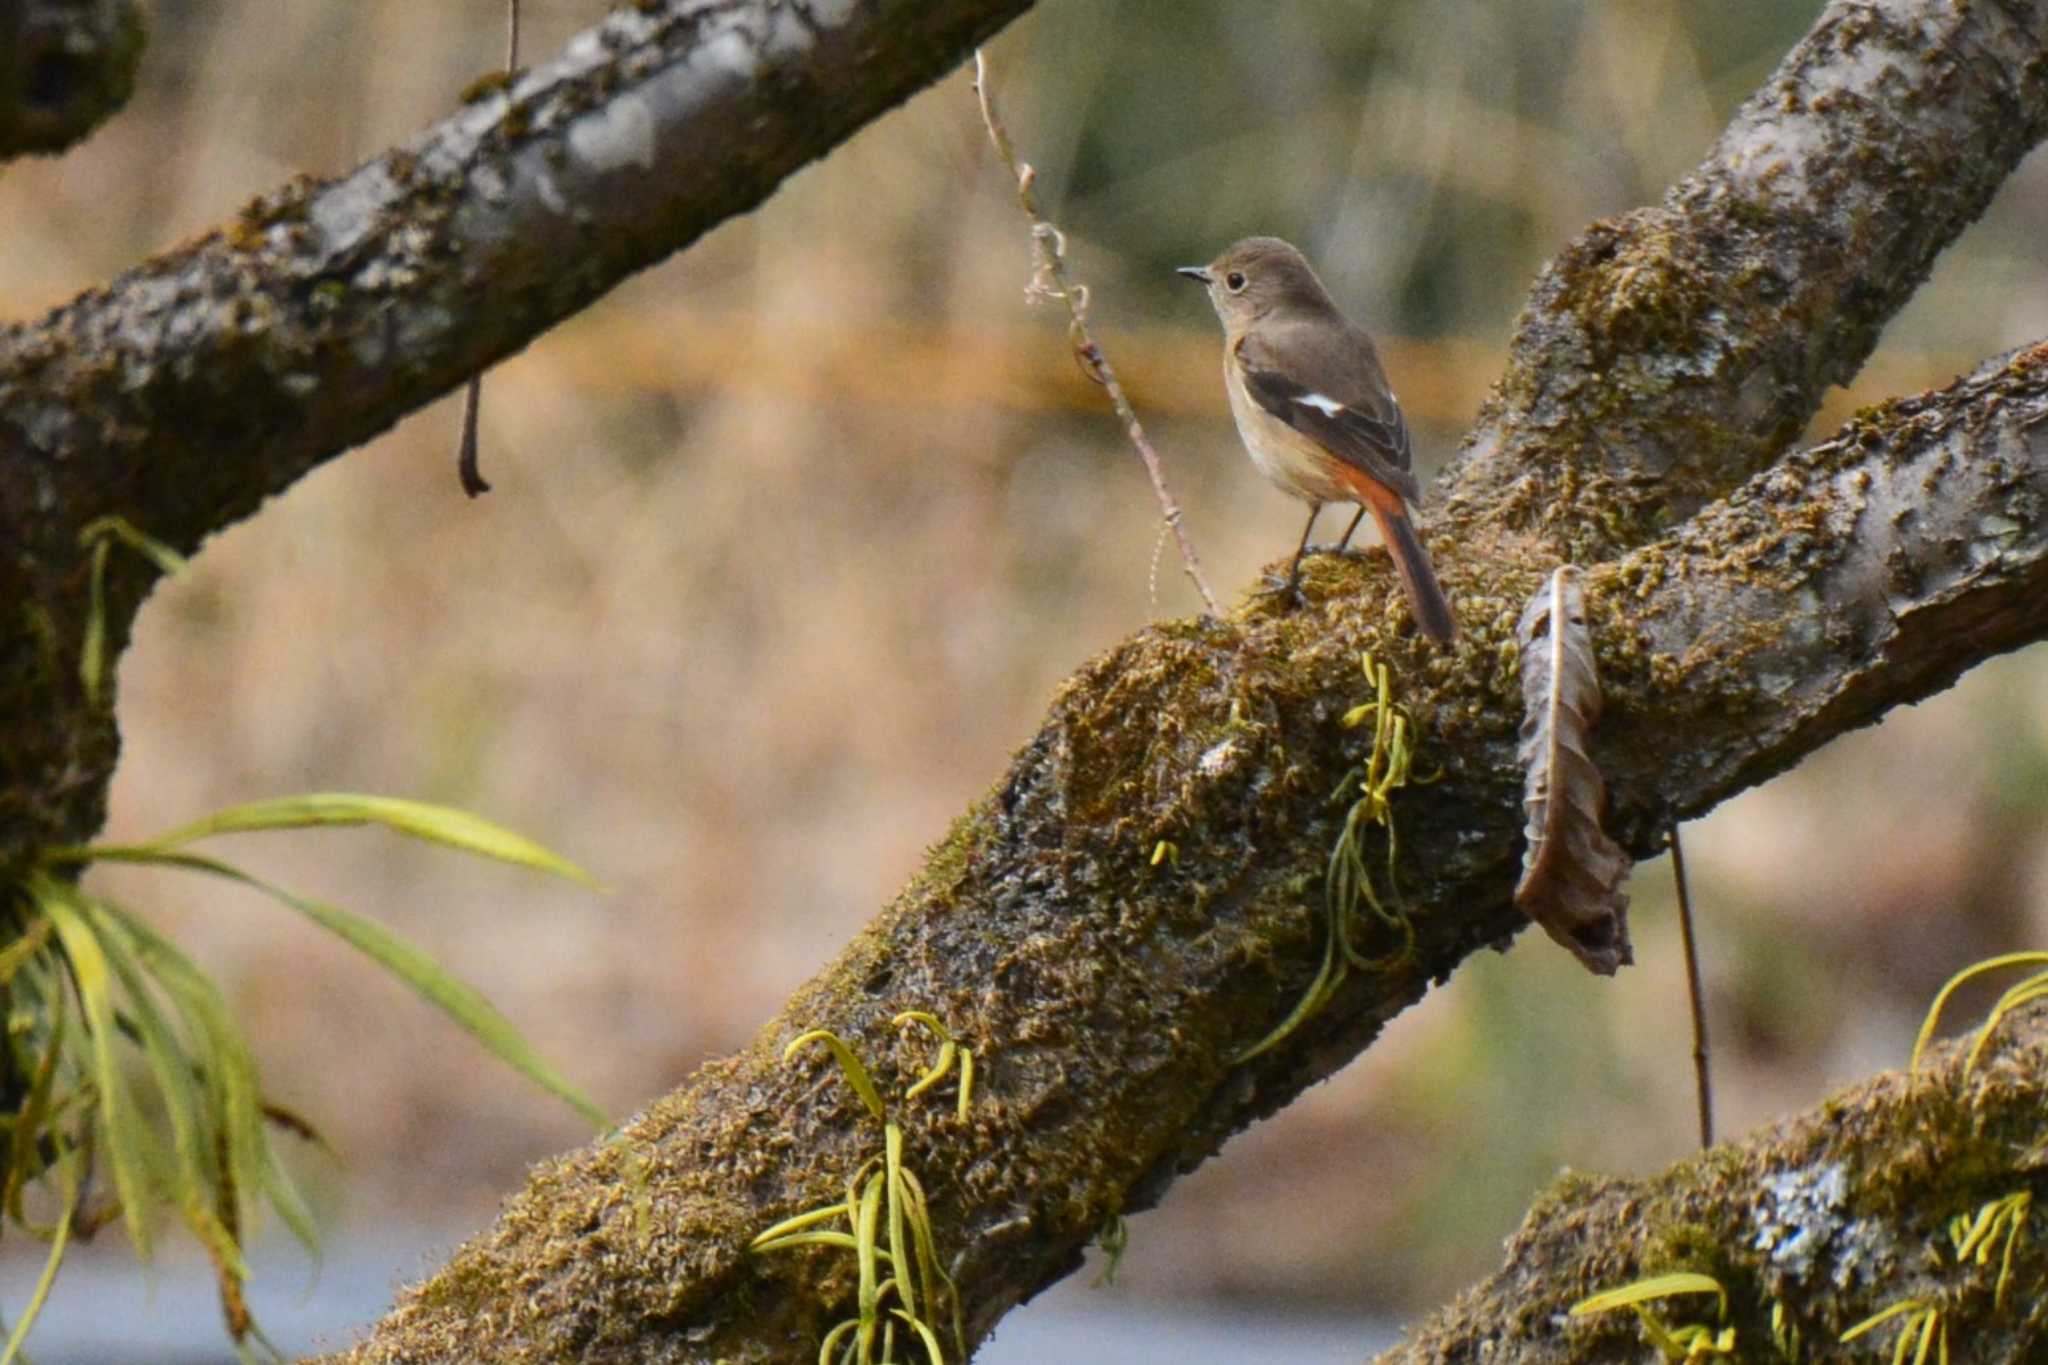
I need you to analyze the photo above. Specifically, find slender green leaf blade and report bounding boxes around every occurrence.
[34,876,159,1258]
[1572,1271,1728,1317]
[0,916,54,986]
[91,853,606,1129]
[84,902,215,1233]
[782,1031,886,1122]
[101,902,323,1257]
[0,1157,75,1365]
[79,514,190,577]
[107,794,598,888]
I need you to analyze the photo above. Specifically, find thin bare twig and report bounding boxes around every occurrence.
[456,0,523,499]
[971,50,1221,617]
[1669,821,1714,1148]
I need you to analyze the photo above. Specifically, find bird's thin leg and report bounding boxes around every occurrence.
[1330,506,1368,556]
[1283,504,1324,587]
[1256,505,1322,605]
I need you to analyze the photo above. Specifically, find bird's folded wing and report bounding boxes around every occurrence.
[1234,331,1418,500]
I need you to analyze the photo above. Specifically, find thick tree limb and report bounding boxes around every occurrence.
[1446,0,2048,559]
[0,0,1034,862]
[0,0,144,158]
[309,335,2048,1364]
[0,0,2039,1359]
[1598,341,2048,843]
[1385,1003,2048,1363]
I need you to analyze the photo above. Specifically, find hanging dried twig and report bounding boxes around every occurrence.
[1513,566,1632,973]
[1668,822,1713,1147]
[456,0,522,498]
[971,50,1221,617]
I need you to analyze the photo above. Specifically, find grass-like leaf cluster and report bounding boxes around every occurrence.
[1238,652,1431,1062]
[1838,1190,2032,1365]
[750,1014,975,1364]
[3,793,605,1360]
[1568,956,2048,1365]
[1570,1272,1737,1361]
[1911,951,2048,1080]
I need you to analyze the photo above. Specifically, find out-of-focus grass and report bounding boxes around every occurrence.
[3,0,2047,1324]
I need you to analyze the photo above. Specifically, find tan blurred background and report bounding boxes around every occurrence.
[6,0,2048,1342]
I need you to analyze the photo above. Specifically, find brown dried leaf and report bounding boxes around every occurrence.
[1513,567,1633,974]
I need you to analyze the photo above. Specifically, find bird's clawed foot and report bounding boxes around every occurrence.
[1251,571,1308,609]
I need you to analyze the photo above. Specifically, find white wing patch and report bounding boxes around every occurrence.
[1295,392,1345,416]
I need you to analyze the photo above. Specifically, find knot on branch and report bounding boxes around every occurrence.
[0,0,147,159]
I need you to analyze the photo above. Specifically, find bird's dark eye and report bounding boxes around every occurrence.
[1225,271,1247,292]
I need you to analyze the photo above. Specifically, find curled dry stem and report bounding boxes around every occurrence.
[971,49,1220,617]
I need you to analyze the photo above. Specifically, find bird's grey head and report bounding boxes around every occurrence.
[1177,236,1337,328]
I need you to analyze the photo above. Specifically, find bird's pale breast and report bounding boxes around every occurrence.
[1223,356,1355,505]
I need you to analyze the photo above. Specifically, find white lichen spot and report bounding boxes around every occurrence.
[1966,533,2008,570]
[534,170,570,217]
[1982,513,2023,539]
[469,163,511,206]
[694,27,760,82]
[563,29,609,69]
[802,0,859,27]
[567,93,658,174]
[762,9,813,62]
[1752,1162,1847,1277]
[353,257,418,292]
[1198,738,1242,778]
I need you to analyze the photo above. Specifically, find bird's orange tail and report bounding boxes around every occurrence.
[1360,491,1456,643]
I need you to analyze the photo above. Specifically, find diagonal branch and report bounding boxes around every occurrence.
[0,0,1036,859]
[1446,0,2048,560]
[1597,340,2048,842]
[0,0,2039,1359]
[312,343,2048,1360]
[1384,1002,2048,1363]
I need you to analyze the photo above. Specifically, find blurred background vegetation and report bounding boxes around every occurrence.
[4,0,2047,1343]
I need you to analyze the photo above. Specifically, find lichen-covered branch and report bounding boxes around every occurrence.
[1382,1003,2048,1364]
[1596,340,2048,845]
[0,0,2038,1359]
[0,0,145,158]
[0,0,1035,862]
[310,347,2048,1361]
[1446,0,2048,560]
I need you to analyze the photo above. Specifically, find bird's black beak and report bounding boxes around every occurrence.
[1176,266,1212,285]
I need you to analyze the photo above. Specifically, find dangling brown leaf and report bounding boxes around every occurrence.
[1514,567,1633,974]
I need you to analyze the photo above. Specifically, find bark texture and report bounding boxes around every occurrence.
[1445,0,2048,559]
[0,0,144,158]
[0,0,1035,867]
[310,340,2048,1364]
[1386,1004,2048,1363]
[0,0,2043,1360]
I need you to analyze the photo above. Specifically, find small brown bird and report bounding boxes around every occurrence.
[1180,237,1455,642]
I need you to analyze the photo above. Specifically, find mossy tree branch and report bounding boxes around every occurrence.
[1598,342,2048,839]
[0,0,2041,1360]
[1446,0,2048,559]
[310,340,2048,1362]
[0,0,1035,865]
[1386,1003,2048,1364]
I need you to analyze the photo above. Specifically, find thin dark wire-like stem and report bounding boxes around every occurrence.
[457,379,489,496]
[1670,821,1714,1149]
[457,0,523,498]
[971,50,1221,618]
